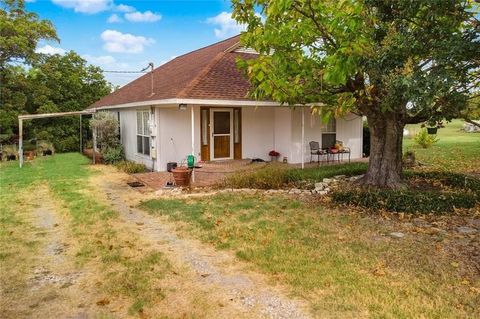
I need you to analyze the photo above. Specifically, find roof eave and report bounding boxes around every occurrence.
[91,98,290,111]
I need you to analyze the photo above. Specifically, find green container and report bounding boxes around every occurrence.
[187,154,195,168]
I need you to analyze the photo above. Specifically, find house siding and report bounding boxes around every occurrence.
[115,108,156,170]
[112,105,363,172]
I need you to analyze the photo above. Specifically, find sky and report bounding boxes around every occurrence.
[27,0,246,86]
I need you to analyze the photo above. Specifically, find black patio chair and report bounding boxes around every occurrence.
[309,141,328,164]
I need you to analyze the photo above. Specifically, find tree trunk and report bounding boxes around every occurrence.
[360,113,405,189]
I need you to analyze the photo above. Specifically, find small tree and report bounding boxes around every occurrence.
[90,112,120,150]
[232,0,480,188]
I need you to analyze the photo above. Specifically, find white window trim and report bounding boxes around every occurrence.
[136,109,151,157]
[321,118,337,148]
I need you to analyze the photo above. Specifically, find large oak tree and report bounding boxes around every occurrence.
[232,0,480,188]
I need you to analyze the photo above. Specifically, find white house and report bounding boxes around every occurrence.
[88,35,363,171]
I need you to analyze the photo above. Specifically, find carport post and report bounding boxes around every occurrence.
[92,114,96,165]
[19,118,23,168]
[79,114,83,154]
[301,107,305,169]
[191,105,195,182]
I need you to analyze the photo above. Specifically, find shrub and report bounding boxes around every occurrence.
[1,145,18,161]
[37,141,55,155]
[223,162,368,189]
[103,145,125,164]
[90,111,120,150]
[332,189,477,214]
[115,161,147,174]
[332,172,480,214]
[414,128,438,148]
[404,171,480,193]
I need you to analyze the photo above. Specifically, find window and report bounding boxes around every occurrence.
[321,118,336,148]
[136,110,150,156]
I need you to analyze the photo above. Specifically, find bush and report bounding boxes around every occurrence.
[1,144,18,161]
[115,161,147,174]
[414,128,438,148]
[223,162,368,189]
[332,190,477,214]
[332,172,480,214]
[90,111,120,150]
[404,171,480,193]
[102,145,125,164]
[37,141,55,155]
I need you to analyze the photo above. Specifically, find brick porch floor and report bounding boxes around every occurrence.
[132,159,268,189]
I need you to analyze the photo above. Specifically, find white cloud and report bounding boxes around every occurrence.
[82,54,117,65]
[36,44,66,55]
[100,29,155,54]
[107,13,122,23]
[51,0,113,14]
[114,4,135,12]
[125,10,161,23]
[207,12,246,39]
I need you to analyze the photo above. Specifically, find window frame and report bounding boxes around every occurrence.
[136,110,151,157]
[321,118,336,149]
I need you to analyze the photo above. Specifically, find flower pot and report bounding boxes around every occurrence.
[172,167,192,187]
[427,127,437,135]
[270,155,279,162]
[25,151,36,161]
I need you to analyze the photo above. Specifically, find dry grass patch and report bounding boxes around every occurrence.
[140,193,480,318]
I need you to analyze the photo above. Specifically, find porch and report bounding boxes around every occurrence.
[150,105,363,172]
[132,157,367,189]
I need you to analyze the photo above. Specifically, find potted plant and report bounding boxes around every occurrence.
[268,150,280,162]
[424,120,440,135]
[172,166,192,187]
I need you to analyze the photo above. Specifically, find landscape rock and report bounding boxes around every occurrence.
[457,226,477,234]
[389,232,405,239]
[318,191,328,196]
[314,182,327,191]
[323,178,333,183]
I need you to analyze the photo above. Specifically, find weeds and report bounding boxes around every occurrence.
[223,162,368,189]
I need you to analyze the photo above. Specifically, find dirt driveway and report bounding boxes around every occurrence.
[1,164,310,319]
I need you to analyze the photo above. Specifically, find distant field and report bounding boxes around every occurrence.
[404,119,480,173]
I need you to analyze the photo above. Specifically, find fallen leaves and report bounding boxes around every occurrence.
[96,298,110,306]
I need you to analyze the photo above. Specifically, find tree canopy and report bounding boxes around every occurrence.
[232,0,480,187]
[0,0,111,151]
[0,0,57,67]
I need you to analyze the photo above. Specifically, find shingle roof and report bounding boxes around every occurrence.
[89,35,258,109]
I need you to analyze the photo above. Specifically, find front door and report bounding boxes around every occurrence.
[210,109,233,160]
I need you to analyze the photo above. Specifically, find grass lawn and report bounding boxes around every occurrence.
[141,120,480,318]
[404,119,480,172]
[0,154,172,316]
[141,194,479,318]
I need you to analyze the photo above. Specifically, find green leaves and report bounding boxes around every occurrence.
[0,0,58,67]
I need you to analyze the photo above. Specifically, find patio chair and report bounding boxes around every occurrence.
[309,141,328,163]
